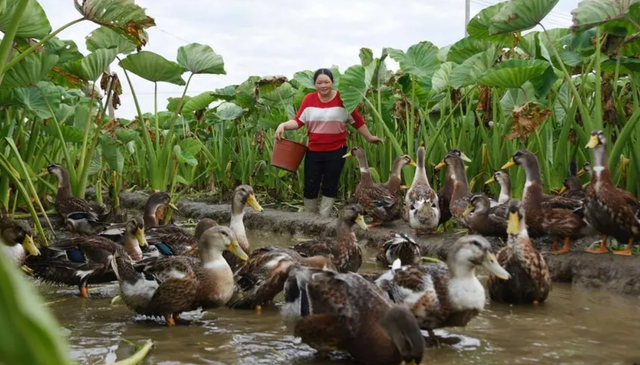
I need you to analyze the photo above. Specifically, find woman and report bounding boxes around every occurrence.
[275,68,382,218]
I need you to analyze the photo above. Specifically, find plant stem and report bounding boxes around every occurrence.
[0,0,30,85]
[108,340,154,365]
[540,24,593,135]
[2,17,85,75]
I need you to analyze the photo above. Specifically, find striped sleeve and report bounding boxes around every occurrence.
[294,94,311,126]
[349,108,365,129]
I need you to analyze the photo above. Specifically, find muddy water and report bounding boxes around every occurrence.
[37,229,640,365]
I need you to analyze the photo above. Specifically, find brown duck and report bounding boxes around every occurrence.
[375,235,510,342]
[227,246,336,310]
[435,149,473,229]
[435,149,472,229]
[113,225,248,326]
[344,147,402,228]
[502,150,594,254]
[488,199,551,304]
[281,266,424,365]
[583,130,640,255]
[292,204,367,273]
[462,193,508,238]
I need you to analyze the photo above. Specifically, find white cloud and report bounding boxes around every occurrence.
[38,0,578,119]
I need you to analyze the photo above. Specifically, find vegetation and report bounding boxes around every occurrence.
[2,0,640,238]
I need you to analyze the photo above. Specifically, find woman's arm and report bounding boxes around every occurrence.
[356,124,383,144]
[274,119,302,140]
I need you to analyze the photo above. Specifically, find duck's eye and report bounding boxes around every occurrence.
[431,203,437,208]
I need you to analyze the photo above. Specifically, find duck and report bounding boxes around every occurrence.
[583,130,640,255]
[484,170,511,206]
[462,194,508,238]
[47,163,101,232]
[344,147,403,228]
[292,204,367,273]
[281,266,424,365]
[112,225,248,325]
[502,150,594,254]
[559,161,586,200]
[26,217,147,298]
[224,184,264,272]
[487,199,551,304]
[434,149,472,229]
[376,232,421,267]
[0,209,39,266]
[374,235,510,341]
[434,149,473,229]
[405,145,440,235]
[140,191,197,257]
[227,246,336,310]
[383,154,416,194]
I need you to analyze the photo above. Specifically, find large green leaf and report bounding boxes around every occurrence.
[1,52,59,89]
[14,82,61,119]
[0,254,73,365]
[63,48,118,82]
[100,136,124,173]
[119,51,186,85]
[75,0,155,48]
[447,37,496,64]
[601,57,640,73]
[86,26,137,54]
[115,128,139,143]
[260,82,296,106]
[449,48,497,89]
[500,82,537,119]
[478,59,550,88]
[0,0,51,38]
[293,70,315,90]
[177,43,225,75]
[44,38,83,64]
[467,2,512,43]
[174,138,202,166]
[182,92,216,116]
[215,102,243,120]
[431,62,457,93]
[338,62,376,113]
[489,0,560,34]
[385,41,441,80]
[571,0,640,32]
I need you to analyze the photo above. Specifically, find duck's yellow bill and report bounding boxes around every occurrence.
[23,235,40,256]
[168,202,179,211]
[408,160,417,167]
[462,204,475,217]
[501,158,516,170]
[507,211,519,236]
[135,228,148,247]
[434,160,446,171]
[576,168,586,177]
[342,152,353,158]
[482,252,510,280]
[355,214,368,230]
[228,240,249,261]
[484,176,495,185]
[585,134,599,149]
[247,194,264,212]
[558,186,567,196]
[460,152,472,163]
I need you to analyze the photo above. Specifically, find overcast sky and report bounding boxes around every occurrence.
[40,0,579,119]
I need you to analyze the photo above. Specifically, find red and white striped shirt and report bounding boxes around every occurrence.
[294,91,365,152]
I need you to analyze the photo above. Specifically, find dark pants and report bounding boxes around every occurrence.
[303,145,347,199]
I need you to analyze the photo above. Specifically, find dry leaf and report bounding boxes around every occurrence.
[506,102,552,140]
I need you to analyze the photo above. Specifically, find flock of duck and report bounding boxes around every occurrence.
[0,129,638,365]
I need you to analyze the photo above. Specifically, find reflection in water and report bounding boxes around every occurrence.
[37,229,640,365]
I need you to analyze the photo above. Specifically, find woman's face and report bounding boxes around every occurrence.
[315,74,333,97]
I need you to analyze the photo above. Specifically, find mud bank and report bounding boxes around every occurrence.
[113,191,640,297]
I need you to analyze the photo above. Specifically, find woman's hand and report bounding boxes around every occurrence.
[274,123,286,140]
[367,135,383,144]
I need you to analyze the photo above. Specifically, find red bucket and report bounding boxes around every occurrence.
[271,138,308,172]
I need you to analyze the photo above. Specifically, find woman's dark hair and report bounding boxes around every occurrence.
[313,68,334,83]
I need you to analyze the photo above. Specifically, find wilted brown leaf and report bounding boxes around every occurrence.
[477,85,492,126]
[506,102,552,140]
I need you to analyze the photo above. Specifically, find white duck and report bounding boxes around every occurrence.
[405,145,440,234]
